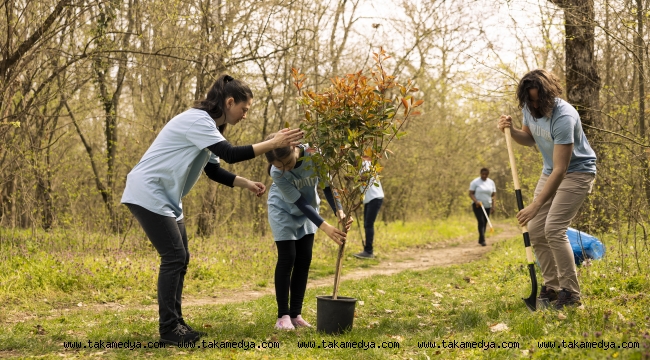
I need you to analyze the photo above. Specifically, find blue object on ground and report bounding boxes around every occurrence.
[566,228,605,265]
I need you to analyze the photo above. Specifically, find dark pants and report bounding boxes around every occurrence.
[363,198,383,254]
[274,234,314,318]
[126,203,189,334]
[472,204,491,244]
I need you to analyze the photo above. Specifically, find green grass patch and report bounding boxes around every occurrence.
[0,216,476,310]
[2,219,647,359]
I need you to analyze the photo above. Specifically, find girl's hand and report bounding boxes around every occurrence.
[246,180,266,197]
[497,115,513,132]
[336,211,353,231]
[319,222,346,245]
[273,128,304,148]
[342,216,353,232]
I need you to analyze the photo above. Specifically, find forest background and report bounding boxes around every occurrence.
[1,0,647,253]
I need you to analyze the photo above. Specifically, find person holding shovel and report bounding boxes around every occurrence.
[264,135,353,330]
[121,75,304,345]
[469,168,496,246]
[497,69,597,309]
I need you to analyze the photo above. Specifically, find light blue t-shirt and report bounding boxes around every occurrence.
[267,144,321,241]
[469,177,496,207]
[121,108,226,219]
[360,160,384,204]
[522,98,597,175]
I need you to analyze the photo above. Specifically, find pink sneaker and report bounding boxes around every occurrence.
[275,315,295,330]
[290,315,312,328]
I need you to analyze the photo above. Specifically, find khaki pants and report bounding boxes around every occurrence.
[528,172,595,295]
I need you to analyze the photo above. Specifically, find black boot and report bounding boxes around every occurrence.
[160,323,200,345]
[180,318,207,337]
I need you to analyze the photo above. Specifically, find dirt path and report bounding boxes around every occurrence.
[7,222,520,321]
[180,222,520,307]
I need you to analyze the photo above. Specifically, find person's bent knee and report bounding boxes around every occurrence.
[160,248,188,270]
[544,226,568,242]
[527,220,546,241]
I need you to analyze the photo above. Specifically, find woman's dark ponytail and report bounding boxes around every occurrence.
[194,74,254,134]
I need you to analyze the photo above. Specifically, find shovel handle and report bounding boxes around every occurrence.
[504,127,532,256]
[504,127,520,191]
[480,204,494,230]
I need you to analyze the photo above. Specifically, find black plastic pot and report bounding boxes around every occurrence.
[316,295,357,334]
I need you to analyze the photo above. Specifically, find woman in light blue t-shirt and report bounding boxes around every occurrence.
[498,69,597,310]
[121,75,303,345]
[264,134,352,330]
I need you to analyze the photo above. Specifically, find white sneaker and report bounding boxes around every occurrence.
[290,315,312,328]
[275,315,295,330]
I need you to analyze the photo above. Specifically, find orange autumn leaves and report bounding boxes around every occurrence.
[291,47,423,210]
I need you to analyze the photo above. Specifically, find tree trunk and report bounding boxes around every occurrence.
[552,0,601,142]
[636,0,650,205]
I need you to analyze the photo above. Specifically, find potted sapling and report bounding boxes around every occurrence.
[291,48,424,334]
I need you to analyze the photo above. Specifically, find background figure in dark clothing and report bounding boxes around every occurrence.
[354,157,384,259]
[469,168,496,246]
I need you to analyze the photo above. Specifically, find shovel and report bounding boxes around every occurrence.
[504,127,539,312]
[480,204,494,233]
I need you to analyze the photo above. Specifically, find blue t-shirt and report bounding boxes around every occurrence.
[267,144,321,241]
[121,108,226,219]
[522,98,597,175]
[469,177,496,207]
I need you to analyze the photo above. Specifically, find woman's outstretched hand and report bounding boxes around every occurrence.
[247,181,266,197]
[234,177,266,197]
[273,128,304,148]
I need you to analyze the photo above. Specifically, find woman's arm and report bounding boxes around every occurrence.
[293,195,346,245]
[207,141,255,164]
[498,115,536,146]
[516,143,573,225]
[207,128,304,163]
[323,187,344,216]
[469,190,479,205]
[203,162,237,186]
[204,162,265,195]
[251,128,303,156]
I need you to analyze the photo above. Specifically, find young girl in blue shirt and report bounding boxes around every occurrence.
[264,134,352,330]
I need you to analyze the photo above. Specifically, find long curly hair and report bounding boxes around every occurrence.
[516,69,563,119]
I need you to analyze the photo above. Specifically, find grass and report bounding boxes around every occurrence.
[1,217,649,359]
[0,215,476,309]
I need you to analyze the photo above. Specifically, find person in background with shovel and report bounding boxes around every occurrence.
[497,69,597,310]
[469,168,496,246]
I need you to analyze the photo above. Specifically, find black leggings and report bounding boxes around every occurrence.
[274,234,314,318]
[363,198,383,254]
[472,204,491,243]
[125,203,189,334]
